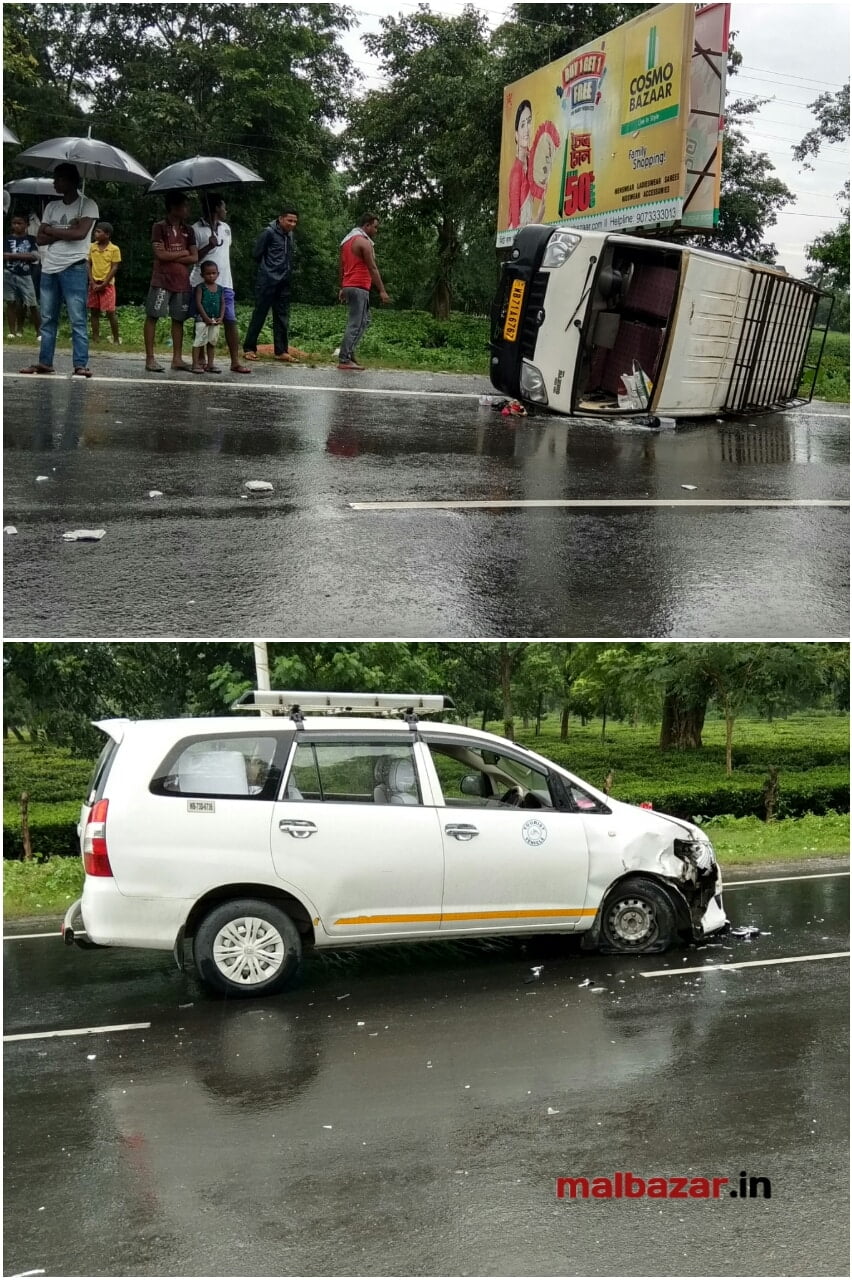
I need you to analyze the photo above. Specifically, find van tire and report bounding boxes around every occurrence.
[194,898,303,998]
[599,878,676,954]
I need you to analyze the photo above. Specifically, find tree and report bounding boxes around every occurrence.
[344,7,496,319]
[793,82,851,297]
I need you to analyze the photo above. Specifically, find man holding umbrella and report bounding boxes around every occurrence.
[20,162,98,376]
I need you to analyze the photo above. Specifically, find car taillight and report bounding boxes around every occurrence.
[83,799,113,876]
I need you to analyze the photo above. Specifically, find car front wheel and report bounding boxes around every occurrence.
[194,898,303,998]
[600,878,677,954]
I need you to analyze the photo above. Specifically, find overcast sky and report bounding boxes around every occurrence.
[340,1,850,277]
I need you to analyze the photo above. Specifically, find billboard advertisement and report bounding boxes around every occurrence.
[497,4,701,244]
[681,2,730,228]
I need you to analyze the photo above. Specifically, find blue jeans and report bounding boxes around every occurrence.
[38,261,89,368]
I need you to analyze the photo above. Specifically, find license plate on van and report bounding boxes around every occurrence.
[503,280,526,342]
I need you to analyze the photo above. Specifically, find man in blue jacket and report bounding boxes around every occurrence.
[242,205,305,362]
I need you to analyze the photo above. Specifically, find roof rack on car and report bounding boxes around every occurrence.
[231,690,453,724]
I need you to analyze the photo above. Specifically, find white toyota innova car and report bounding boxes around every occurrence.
[62,692,728,997]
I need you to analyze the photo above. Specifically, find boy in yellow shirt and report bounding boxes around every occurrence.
[87,221,121,343]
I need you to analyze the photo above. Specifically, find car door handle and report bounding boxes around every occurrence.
[279,819,317,839]
[445,823,479,841]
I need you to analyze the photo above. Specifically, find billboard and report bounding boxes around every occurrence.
[681,2,729,228]
[496,4,727,245]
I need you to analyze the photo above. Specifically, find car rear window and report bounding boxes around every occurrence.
[87,737,119,803]
[150,734,287,800]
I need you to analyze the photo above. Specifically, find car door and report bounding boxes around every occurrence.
[420,734,591,933]
[271,733,445,941]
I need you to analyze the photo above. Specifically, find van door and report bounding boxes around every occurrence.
[112,730,292,900]
[421,736,591,933]
[271,735,445,941]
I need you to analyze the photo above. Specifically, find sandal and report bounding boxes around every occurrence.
[72,367,93,378]
[20,364,55,375]
[243,351,259,361]
[146,362,164,373]
[230,363,252,374]
[205,365,222,374]
[191,366,206,375]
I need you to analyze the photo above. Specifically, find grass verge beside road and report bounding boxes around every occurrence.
[6,308,849,397]
[4,815,848,920]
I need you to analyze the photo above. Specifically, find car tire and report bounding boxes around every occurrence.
[599,878,677,954]
[194,898,303,998]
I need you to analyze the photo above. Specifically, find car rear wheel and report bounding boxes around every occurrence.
[600,878,677,954]
[194,898,303,998]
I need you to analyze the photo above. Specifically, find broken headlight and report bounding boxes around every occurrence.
[520,361,548,404]
[674,838,716,874]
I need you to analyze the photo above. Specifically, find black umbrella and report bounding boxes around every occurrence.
[16,133,153,185]
[3,123,20,144]
[148,155,263,192]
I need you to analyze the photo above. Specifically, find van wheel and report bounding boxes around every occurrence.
[600,878,676,954]
[194,898,303,998]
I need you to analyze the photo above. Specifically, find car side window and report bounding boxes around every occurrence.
[284,741,421,806]
[151,735,280,800]
[428,743,554,810]
[567,783,610,813]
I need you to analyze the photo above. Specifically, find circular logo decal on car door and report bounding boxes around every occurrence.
[522,818,548,847]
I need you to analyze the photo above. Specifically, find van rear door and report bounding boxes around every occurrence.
[78,720,128,851]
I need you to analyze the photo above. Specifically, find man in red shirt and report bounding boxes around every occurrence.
[337,214,390,372]
[144,190,198,373]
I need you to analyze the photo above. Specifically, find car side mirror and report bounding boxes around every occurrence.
[460,773,485,797]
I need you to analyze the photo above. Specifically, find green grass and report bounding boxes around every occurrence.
[707,812,849,865]
[4,856,83,919]
[3,813,847,920]
[805,330,849,403]
[8,304,847,396]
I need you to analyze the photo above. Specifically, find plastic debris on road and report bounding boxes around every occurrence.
[479,394,528,416]
[243,480,274,495]
[730,924,761,939]
[62,529,106,542]
[86,1054,97,1061]
[681,484,698,491]
[4,526,18,535]
[547,1107,560,1115]
[35,475,49,483]
[147,490,164,499]
[578,978,592,987]
[525,964,544,983]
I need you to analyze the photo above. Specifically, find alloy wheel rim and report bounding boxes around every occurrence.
[212,916,286,984]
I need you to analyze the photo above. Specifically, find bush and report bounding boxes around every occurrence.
[3,741,94,805]
[3,800,82,861]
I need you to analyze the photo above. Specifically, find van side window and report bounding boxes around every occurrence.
[283,742,421,806]
[428,742,554,810]
[151,736,281,800]
[568,783,610,814]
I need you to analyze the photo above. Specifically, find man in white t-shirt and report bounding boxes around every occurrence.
[190,193,250,374]
[20,163,98,377]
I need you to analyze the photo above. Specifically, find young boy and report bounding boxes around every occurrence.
[3,213,40,339]
[87,221,121,343]
[191,259,226,374]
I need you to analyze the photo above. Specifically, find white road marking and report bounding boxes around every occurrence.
[723,871,850,888]
[3,372,482,400]
[641,951,849,978]
[349,498,849,511]
[4,1021,151,1043]
[3,930,86,941]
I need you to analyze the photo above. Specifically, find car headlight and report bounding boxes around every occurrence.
[541,230,581,270]
[519,361,548,404]
[674,838,716,873]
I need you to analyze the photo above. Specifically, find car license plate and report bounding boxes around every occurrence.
[502,280,526,342]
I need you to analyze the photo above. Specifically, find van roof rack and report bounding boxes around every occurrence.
[231,690,453,722]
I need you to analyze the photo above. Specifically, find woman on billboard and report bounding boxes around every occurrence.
[507,99,557,229]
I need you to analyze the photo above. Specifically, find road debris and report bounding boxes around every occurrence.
[681,484,697,491]
[4,526,18,535]
[147,490,164,499]
[62,529,106,542]
[731,925,761,939]
[578,978,592,987]
[243,480,274,495]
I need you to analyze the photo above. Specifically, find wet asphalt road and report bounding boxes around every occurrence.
[3,357,849,638]
[4,868,849,1277]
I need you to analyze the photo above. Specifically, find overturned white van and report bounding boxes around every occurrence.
[490,224,830,418]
